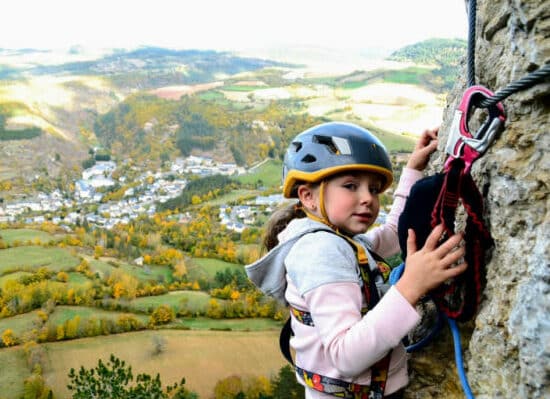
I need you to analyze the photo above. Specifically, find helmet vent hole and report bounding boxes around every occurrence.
[313,135,339,154]
[301,154,316,163]
[291,142,302,152]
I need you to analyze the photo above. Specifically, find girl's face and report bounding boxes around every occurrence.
[307,172,382,235]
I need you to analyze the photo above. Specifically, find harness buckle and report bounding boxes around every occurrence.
[444,85,506,172]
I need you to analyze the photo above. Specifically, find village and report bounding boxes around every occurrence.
[0,155,287,232]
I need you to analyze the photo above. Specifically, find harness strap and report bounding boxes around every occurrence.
[287,306,391,399]
[296,365,378,399]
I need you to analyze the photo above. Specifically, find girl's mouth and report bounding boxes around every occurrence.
[353,212,372,223]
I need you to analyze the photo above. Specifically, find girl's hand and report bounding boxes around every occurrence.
[395,224,467,306]
[406,127,439,171]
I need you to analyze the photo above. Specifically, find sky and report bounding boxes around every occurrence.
[3,0,468,53]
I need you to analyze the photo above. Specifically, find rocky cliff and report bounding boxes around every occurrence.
[405,1,549,398]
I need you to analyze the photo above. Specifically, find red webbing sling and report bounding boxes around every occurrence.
[399,85,505,321]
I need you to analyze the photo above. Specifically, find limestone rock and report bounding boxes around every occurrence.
[405,1,549,398]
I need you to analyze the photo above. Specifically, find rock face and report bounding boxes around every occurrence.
[405,1,549,398]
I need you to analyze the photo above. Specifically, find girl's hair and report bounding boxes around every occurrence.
[262,202,306,251]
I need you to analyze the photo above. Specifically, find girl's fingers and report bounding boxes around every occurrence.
[441,246,466,266]
[406,228,417,256]
[423,224,445,249]
[435,233,464,257]
[443,261,468,278]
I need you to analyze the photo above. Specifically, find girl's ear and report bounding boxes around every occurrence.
[297,184,317,212]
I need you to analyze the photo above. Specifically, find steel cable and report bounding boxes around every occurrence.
[478,63,550,107]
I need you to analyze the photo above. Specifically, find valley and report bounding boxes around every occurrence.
[0,40,465,397]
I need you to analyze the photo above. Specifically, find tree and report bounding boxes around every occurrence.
[2,328,17,347]
[271,365,304,399]
[67,354,196,399]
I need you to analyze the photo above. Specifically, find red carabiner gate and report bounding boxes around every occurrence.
[444,85,506,173]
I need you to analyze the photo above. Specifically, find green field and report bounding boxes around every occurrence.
[189,257,243,278]
[86,256,173,283]
[0,222,283,397]
[47,305,150,326]
[0,228,57,245]
[0,246,80,274]
[0,270,31,286]
[174,316,281,331]
[126,290,212,313]
[0,309,42,337]
[236,158,282,188]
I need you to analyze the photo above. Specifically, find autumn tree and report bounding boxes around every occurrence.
[150,304,175,326]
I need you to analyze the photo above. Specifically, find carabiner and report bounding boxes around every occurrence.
[444,85,506,172]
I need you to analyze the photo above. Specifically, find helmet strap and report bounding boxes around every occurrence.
[302,180,340,233]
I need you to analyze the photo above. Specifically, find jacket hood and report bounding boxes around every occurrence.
[245,218,333,303]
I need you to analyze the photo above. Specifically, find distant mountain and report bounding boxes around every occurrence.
[387,38,467,66]
[386,38,467,91]
[1,46,293,88]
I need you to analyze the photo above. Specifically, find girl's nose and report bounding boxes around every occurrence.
[359,186,373,204]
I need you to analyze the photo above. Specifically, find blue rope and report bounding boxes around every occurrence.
[445,314,475,399]
[390,262,475,398]
[389,262,405,285]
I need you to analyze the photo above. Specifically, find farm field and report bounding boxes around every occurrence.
[0,224,287,397]
[39,329,285,399]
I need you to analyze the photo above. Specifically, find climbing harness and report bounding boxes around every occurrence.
[278,229,393,399]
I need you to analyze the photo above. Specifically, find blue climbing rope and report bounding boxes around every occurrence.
[445,315,475,399]
[390,262,473,397]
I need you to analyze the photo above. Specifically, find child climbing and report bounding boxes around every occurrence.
[246,121,468,399]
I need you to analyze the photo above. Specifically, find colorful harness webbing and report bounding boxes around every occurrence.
[280,231,393,399]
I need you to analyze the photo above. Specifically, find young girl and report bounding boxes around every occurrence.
[246,122,467,399]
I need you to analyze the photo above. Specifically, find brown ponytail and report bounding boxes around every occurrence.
[262,202,306,251]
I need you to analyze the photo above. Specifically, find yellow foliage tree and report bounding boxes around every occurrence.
[94,245,104,259]
[230,290,241,301]
[2,329,17,347]
[56,271,69,282]
[150,305,175,326]
[65,316,81,339]
[173,259,187,279]
[56,325,65,341]
[191,195,202,205]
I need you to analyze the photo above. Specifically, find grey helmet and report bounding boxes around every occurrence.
[282,122,393,198]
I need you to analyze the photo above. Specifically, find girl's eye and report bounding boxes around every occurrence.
[343,183,357,190]
[369,185,381,195]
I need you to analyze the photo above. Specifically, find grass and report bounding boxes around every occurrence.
[41,329,285,399]
[0,309,42,337]
[174,317,282,331]
[0,228,56,245]
[236,158,282,189]
[86,256,173,283]
[0,246,80,274]
[67,272,90,284]
[0,346,28,399]
[47,306,150,326]
[127,290,212,313]
[0,271,32,286]
[188,257,242,279]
